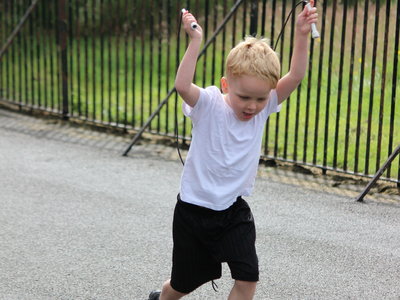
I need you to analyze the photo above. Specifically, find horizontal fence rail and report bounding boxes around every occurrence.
[0,0,399,185]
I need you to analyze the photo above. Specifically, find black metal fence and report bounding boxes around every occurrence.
[1,0,399,185]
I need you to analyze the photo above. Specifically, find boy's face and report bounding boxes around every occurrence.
[221,75,272,121]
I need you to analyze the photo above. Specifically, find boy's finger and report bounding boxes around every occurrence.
[308,7,317,14]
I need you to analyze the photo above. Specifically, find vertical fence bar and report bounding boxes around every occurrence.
[53,0,57,110]
[265,0,277,157]
[344,0,357,171]
[149,0,154,130]
[17,0,21,104]
[0,2,3,101]
[55,0,60,111]
[23,1,28,106]
[283,0,294,160]
[12,2,16,104]
[67,0,73,115]
[55,1,60,111]
[17,2,23,105]
[7,2,11,101]
[231,0,237,47]
[3,2,7,97]
[202,0,209,87]
[106,0,111,123]
[174,0,181,142]
[84,0,89,119]
[211,0,218,86]
[389,0,400,184]
[16,1,21,104]
[92,0,97,121]
[11,2,16,103]
[303,35,314,163]
[156,0,163,133]
[355,0,369,173]
[181,0,190,143]
[290,0,298,161]
[25,1,30,104]
[323,0,336,169]
[313,0,326,165]
[115,0,120,124]
[376,0,391,173]
[131,0,137,128]
[123,0,129,127]
[241,0,247,38]
[274,0,286,157]
[76,0,82,116]
[365,1,380,175]
[49,2,56,110]
[140,1,145,127]
[7,1,11,100]
[99,0,105,122]
[260,0,267,37]
[165,0,171,133]
[221,0,228,87]
[303,0,318,164]
[58,0,69,119]
[35,2,41,107]
[333,0,347,169]
[249,0,258,36]
[41,0,47,108]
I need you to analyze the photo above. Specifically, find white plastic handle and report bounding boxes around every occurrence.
[306,3,320,39]
[181,8,198,30]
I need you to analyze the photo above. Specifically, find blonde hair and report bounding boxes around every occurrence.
[225,36,281,88]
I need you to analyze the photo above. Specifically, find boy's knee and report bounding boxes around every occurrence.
[234,280,257,295]
[160,280,188,300]
[235,280,257,290]
[229,280,257,300]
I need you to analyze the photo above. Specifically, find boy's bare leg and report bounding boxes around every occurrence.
[159,280,187,300]
[227,280,257,300]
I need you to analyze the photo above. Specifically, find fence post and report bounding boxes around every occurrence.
[57,0,69,119]
[249,0,259,36]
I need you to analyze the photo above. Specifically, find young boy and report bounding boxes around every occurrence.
[149,3,318,300]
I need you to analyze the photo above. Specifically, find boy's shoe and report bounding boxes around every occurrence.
[148,290,161,300]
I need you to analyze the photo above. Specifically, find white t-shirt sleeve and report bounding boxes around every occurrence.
[182,86,219,124]
[261,89,281,120]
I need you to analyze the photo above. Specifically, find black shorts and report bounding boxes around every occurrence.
[170,194,259,294]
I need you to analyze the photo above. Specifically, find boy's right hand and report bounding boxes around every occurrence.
[182,10,203,41]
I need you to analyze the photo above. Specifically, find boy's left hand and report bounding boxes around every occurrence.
[296,0,318,36]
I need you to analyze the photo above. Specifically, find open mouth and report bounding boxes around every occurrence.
[242,112,254,119]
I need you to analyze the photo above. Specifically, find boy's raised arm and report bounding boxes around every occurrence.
[175,11,203,108]
[276,0,318,104]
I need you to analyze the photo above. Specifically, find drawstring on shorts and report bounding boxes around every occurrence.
[211,280,218,292]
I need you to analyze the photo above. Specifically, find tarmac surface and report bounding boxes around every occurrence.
[0,107,399,300]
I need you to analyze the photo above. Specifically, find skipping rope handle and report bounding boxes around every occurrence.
[181,8,198,30]
[305,1,320,39]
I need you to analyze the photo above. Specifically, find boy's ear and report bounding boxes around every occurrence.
[221,77,229,94]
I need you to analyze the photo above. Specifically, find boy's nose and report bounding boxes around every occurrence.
[247,101,257,111]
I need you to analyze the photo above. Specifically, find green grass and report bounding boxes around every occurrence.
[1,2,399,181]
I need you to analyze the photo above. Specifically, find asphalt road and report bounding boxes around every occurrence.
[0,108,399,300]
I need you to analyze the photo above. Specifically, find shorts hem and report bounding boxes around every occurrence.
[170,276,221,294]
[231,275,259,282]
[169,280,189,294]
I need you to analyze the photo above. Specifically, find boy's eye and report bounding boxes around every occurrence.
[239,95,250,100]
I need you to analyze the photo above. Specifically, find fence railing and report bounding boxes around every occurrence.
[0,0,399,185]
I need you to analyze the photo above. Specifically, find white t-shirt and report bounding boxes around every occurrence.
[180,86,281,210]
